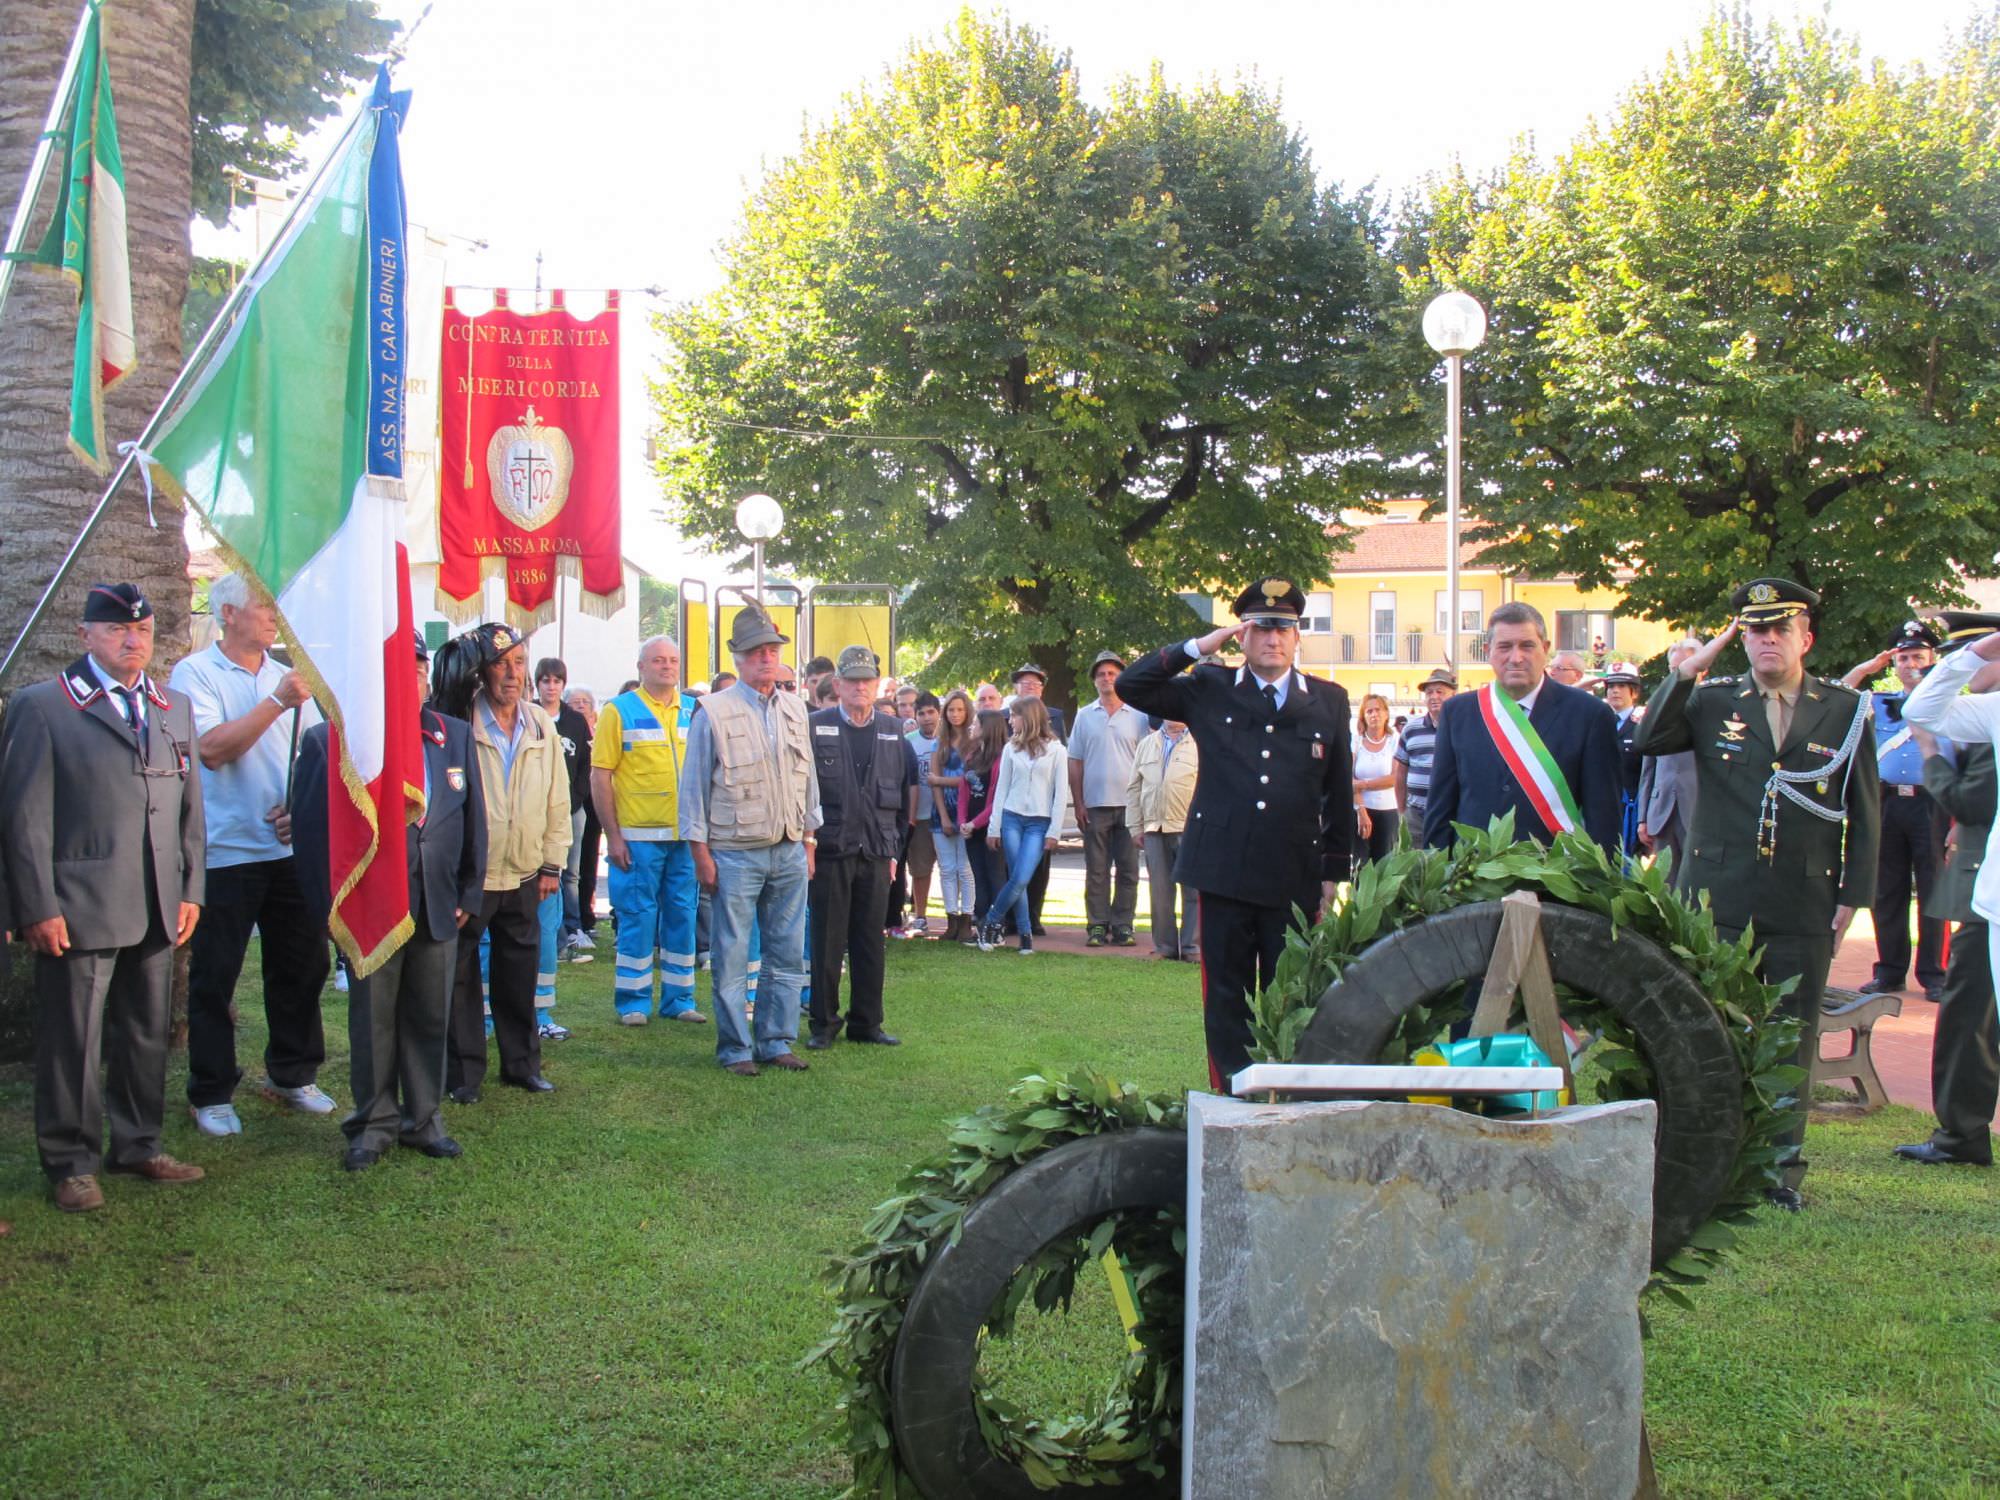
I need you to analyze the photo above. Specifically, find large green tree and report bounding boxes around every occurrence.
[1397,9,2000,668]
[654,10,1406,706]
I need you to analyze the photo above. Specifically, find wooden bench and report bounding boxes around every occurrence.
[1811,986,1903,1113]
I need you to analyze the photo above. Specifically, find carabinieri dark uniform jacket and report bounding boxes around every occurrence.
[1635,671,1880,938]
[1116,644,1354,911]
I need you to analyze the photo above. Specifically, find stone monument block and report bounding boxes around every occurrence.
[1184,1096,1656,1500]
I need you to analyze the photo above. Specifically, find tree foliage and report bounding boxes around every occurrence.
[190,0,397,224]
[1396,8,2000,667]
[654,10,1406,704]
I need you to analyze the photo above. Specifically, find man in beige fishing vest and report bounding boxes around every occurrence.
[680,604,821,1076]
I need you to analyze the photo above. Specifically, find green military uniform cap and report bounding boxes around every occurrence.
[1730,577,1818,626]
[1232,576,1305,629]
[835,644,881,680]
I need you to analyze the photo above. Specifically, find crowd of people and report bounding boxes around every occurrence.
[3,568,1995,1215]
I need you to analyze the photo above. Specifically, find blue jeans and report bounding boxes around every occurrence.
[561,807,585,938]
[984,817,1050,935]
[711,841,809,1065]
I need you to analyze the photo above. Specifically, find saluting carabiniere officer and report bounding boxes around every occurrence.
[1634,577,1880,1210]
[1118,578,1355,1091]
[0,583,207,1214]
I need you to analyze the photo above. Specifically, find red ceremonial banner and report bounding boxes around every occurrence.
[437,289,623,629]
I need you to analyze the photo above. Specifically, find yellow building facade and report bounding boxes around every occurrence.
[1199,501,1679,710]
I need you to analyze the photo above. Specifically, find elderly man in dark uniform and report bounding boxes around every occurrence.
[806,645,918,1049]
[1118,578,1354,1091]
[1635,578,1880,1209]
[293,631,489,1171]
[1841,619,1950,1000]
[0,583,207,1213]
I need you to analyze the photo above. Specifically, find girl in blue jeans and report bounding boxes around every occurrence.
[978,697,1070,954]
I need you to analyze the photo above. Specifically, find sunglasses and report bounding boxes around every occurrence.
[776,680,797,691]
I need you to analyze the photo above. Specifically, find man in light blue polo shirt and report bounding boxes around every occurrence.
[169,573,333,1136]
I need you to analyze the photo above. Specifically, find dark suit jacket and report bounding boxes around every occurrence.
[1924,745,1994,924]
[1422,677,1625,853]
[293,709,487,943]
[1117,644,1354,911]
[0,657,205,948]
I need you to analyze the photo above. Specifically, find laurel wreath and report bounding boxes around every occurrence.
[1252,813,1802,1307]
[803,1069,1186,1497]
[808,821,1799,1496]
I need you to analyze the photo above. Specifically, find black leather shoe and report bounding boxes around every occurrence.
[805,1033,833,1050]
[849,1031,902,1046]
[1923,986,1946,1003]
[1763,1186,1806,1212]
[1892,1141,1990,1167]
[504,1074,556,1093]
[1856,978,1902,995]
[403,1136,464,1159]
[342,1145,382,1172]
[447,1086,480,1105]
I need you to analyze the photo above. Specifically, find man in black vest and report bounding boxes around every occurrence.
[806,645,919,1049]
[1118,578,1355,1091]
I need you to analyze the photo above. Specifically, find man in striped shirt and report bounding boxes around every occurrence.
[1394,668,1456,836]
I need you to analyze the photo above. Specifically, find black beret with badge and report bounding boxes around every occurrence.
[471,621,522,666]
[1729,577,1818,625]
[1233,576,1305,628]
[83,581,151,622]
[1933,610,2000,652]
[1886,618,1943,653]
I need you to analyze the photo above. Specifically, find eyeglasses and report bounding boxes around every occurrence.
[776,681,797,691]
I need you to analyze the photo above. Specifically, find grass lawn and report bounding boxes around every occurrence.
[0,935,1995,1499]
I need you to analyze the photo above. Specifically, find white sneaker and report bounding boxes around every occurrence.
[262,1080,337,1115]
[672,1008,709,1024]
[538,1021,572,1041]
[332,969,349,994]
[572,932,596,950]
[619,1011,650,1027]
[567,949,594,965]
[190,1103,243,1137]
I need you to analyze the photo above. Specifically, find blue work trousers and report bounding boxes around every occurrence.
[607,839,699,1018]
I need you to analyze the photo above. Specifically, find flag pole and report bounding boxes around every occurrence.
[0,104,372,693]
[0,2,96,328]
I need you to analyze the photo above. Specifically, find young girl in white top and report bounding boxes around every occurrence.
[1352,693,1401,866]
[979,697,1071,954]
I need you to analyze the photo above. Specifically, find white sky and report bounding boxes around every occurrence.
[194,0,1983,578]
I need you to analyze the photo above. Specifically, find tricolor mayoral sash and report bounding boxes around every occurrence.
[1476,684,1584,837]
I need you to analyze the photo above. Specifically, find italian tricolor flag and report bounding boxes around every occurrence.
[24,0,135,473]
[1477,684,1585,838]
[145,71,420,975]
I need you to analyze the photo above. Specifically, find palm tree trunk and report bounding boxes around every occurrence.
[0,0,196,1059]
[0,0,196,688]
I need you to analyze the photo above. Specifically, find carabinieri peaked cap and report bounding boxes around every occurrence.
[1729,577,1818,626]
[83,581,151,622]
[1232,576,1305,628]
[1885,618,1943,653]
[1933,611,2000,652]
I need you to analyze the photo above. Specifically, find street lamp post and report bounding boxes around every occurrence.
[1422,291,1488,675]
[734,492,785,606]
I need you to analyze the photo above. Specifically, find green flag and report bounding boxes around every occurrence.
[25,0,135,473]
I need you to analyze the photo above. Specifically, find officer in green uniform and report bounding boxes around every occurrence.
[1634,577,1881,1210]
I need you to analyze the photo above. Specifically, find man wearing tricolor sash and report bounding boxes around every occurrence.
[1421,602,1625,853]
[1636,577,1880,1210]
[591,636,707,1028]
